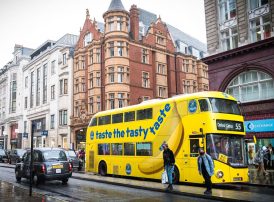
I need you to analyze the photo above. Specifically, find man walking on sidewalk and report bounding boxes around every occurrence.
[197,148,214,195]
[162,143,175,191]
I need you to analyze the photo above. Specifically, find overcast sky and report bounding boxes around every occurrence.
[0,0,206,68]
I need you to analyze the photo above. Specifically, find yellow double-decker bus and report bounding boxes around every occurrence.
[85,91,249,184]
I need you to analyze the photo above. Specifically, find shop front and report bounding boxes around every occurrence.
[75,128,86,151]
[32,118,46,148]
[244,118,274,169]
[10,124,19,149]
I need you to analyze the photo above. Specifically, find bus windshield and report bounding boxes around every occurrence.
[206,134,247,167]
[209,98,240,115]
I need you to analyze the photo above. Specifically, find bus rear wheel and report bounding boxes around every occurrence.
[98,161,107,176]
[172,166,180,184]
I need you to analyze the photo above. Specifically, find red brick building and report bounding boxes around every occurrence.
[71,0,208,149]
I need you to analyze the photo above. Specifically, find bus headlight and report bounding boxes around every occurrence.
[216,170,224,179]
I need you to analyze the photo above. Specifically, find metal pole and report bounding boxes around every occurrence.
[29,121,34,196]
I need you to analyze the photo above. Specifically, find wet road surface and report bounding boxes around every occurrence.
[0,166,215,202]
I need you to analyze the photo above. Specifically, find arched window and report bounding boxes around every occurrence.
[225,70,274,102]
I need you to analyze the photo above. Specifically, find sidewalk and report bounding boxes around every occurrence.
[247,165,274,186]
[71,172,273,202]
[0,180,60,202]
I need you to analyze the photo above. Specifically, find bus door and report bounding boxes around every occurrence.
[87,143,95,172]
[184,138,204,183]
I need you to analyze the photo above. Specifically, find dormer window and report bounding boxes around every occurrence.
[156,36,165,45]
[84,32,92,47]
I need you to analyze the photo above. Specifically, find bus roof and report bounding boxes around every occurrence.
[92,91,237,117]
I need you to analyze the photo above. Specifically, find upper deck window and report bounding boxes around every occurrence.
[198,99,209,112]
[89,117,97,126]
[209,98,240,115]
[112,113,123,124]
[98,115,111,125]
[137,108,153,120]
[125,111,135,122]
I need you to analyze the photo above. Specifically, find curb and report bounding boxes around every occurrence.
[236,182,274,188]
[71,175,250,202]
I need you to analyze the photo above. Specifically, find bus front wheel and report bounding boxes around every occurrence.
[172,166,180,184]
[98,161,107,176]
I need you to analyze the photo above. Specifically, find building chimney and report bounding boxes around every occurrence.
[130,5,139,41]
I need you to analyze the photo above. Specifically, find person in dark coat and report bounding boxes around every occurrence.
[197,148,214,195]
[162,143,175,191]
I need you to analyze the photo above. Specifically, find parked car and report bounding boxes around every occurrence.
[0,149,8,163]
[64,149,82,171]
[9,149,26,164]
[15,148,72,185]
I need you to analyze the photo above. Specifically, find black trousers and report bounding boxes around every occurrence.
[202,171,212,191]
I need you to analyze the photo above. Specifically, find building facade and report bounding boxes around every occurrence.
[0,45,33,149]
[203,0,274,153]
[70,0,209,150]
[22,34,78,149]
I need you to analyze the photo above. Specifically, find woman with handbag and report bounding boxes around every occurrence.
[162,143,175,191]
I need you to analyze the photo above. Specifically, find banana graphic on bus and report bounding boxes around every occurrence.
[138,101,184,174]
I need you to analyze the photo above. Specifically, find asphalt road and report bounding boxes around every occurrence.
[0,166,215,202]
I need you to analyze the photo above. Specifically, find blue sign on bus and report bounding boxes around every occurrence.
[245,119,274,133]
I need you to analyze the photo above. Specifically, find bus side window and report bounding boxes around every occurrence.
[112,113,123,124]
[137,108,152,120]
[198,99,209,112]
[190,139,199,157]
[124,143,135,156]
[98,144,110,155]
[125,111,135,122]
[136,142,152,156]
[98,115,111,125]
[90,118,97,126]
[111,143,123,155]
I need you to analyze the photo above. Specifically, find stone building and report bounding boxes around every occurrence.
[22,34,78,149]
[71,0,209,149]
[0,45,33,149]
[202,0,274,149]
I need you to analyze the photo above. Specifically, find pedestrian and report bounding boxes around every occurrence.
[263,146,270,171]
[197,148,214,195]
[255,146,268,176]
[248,145,255,165]
[162,143,175,191]
[268,144,273,169]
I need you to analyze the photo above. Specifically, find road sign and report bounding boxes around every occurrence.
[41,130,48,136]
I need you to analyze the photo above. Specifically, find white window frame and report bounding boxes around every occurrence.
[250,14,271,43]
[221,27,238,51]
[219,0,237,23]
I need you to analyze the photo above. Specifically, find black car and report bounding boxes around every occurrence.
[0,149,8,163]
[15,148,72,185]
[9,149,26,164]
[64,149,82,171]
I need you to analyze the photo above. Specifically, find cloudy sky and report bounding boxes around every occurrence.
[0,0,206,68]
